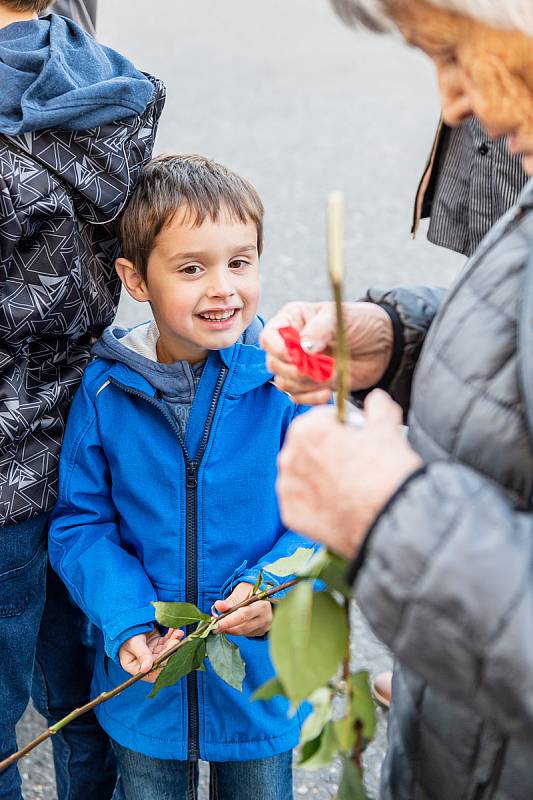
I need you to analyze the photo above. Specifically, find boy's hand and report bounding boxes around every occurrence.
[119,628,184,683]
[213,582,273,637]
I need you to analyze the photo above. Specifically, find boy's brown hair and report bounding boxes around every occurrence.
[117,154,264,282]
[2,0,50,12]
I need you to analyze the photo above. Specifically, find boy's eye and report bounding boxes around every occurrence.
[230,259,248,270]
[181,265,202,275]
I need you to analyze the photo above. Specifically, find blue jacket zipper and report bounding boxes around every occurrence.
[109,365,228,760]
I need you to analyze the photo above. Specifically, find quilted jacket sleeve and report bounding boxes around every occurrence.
[362,286,447,416]
[66,75,166,224]
[354,462,533,739]
[5,75,166,226]
[48,375,157,662]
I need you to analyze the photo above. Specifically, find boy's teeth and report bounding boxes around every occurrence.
[200,310,235,320]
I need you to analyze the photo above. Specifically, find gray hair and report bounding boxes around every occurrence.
[330,0,533,36]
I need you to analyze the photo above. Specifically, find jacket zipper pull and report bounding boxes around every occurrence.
[186,462,198,489]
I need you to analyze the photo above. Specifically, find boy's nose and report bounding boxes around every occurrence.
[206,279,236,299]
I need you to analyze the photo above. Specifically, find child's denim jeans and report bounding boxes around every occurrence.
[111,740,293,800]
[0,513,116,800]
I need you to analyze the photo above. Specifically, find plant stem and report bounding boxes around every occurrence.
[0,577,301,774]
[353,720,363,772]
[343,596,363,775]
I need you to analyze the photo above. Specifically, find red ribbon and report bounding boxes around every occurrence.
[278,327,335,382]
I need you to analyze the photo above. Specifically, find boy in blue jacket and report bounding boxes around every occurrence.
[49,155,313,800]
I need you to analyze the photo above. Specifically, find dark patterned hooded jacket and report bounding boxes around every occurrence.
[354,180,533,799]
[0,63,165,524]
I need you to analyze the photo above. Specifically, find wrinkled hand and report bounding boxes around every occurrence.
[213,582,272,637]
[260,301,394,405]
[119,628,185,683]
[277,390,423,558]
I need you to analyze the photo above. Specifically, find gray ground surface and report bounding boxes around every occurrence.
[18,0,465,797]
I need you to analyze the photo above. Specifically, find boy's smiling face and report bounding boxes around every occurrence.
[118,205,260,364]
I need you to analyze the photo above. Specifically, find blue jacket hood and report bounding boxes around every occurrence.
[0,14,154,134]
[92,316,270,395]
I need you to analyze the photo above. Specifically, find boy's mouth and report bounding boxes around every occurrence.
[196,308,241,330]
[197,308,239,321]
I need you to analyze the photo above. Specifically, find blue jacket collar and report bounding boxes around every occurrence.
[105,343,273,398]
[220,343,274,395]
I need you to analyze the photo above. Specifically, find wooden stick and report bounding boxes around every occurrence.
[328,192,350,423]
[327,192,349,424]
[0,577,300,774]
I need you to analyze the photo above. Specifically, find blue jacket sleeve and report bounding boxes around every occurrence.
[48,376,157,662]
[220,402,319,598]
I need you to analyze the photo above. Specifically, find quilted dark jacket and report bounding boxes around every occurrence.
[0,76,165,524]
[356,179,533,799]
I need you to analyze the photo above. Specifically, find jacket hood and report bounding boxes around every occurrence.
[0,14,154,135]
[92,320,204,401]
[92,316,271,395]
[0,72,165,224]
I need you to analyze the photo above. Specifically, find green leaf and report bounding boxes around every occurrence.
[198,617,219,639]
[297,547,329,578]
[330,673,376,755]
[252,570,264,595]
[317,553,351,598]
[148,639,206,698]
[152,601,210,628]
[297,734,322,766]
[349,671,377,743]
[300,688,333,745]
[270,585,348,705]
[270,582,312,703]
[206,634,246,692]
[294,549,351,597]
[332,715,355,754]
[265,547,315,577]
[336,757,368,800]
[298,722,339,770]
[251,676,287,702]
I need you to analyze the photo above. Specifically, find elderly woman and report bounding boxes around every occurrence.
[261,1,533,798]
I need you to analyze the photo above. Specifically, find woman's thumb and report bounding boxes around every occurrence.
[300,307,336,354]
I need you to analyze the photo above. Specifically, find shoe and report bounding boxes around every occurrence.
[372,671,392,709]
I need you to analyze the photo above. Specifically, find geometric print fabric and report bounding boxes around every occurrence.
[0,76,165,523]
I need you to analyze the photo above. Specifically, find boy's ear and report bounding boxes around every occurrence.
[115,258,150,303]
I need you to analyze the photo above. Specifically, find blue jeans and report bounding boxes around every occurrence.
[0,514,116,800]
[111,741,293,800]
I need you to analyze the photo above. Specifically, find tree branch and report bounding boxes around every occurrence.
[0,577,301,774]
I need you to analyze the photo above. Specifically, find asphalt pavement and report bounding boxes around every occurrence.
[18,1,465,797]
